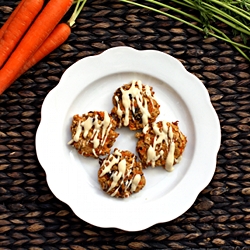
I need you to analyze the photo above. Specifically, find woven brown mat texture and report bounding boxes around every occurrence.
[1,0,250,249]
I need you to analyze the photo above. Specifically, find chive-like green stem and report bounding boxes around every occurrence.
[68,0,87,26]
[209,0,250,21]
[201,2,250,34]
[121,0,201,31]
[120,0,250,61]
[170,0,250,35]
[146,0,250,35]
[145,0,201,23]
[122,0,250,49]
[230,4,250,18]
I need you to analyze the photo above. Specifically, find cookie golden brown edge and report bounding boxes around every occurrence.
[135,121,187,172]
[111,80,160,131]
[68,111,119,158]
[98,148,146,198]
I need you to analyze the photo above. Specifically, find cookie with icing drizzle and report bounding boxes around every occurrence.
[135,121,187,172]
[111,80,160,130]
[98,148,146,198]
[68,111,119,158]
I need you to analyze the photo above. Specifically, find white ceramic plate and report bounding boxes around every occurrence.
[36,46,221,231]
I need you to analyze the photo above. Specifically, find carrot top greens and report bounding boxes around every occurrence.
[120,0,250,61]
[69,0,87,26]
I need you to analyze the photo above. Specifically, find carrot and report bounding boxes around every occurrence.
[15,0,87,80]
[0,0,44,68]
[0,0,74,94]
[0,1,25,40]
[15,23,71,80]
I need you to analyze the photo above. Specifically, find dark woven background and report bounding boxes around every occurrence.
[1,0,250,249]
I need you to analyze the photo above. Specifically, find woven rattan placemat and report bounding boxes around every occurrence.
[1,0,250,249]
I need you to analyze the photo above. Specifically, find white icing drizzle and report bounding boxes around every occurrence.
[82,116,93,138]
[100,149,142,196]
[100,150,121,177]
[115,96,122,117]
[145,85,151,96]
[165,141,175,172]
[108,171,123,193]
[146,121,177,172]
[142,124,149,134]
[73,121,82,142]
[115,80,155,127]
[130,174,141,192]
[165,125,175,171]
[72,111,113,155]
[100,112,112,146]
[147,144,160,168]
[92,149,98,158]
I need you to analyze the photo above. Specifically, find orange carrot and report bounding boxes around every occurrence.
[0,1,25,40]
[15,23,71,80]
[0,0,44,68]
[15,0,87,80]
[0,0,74,94]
